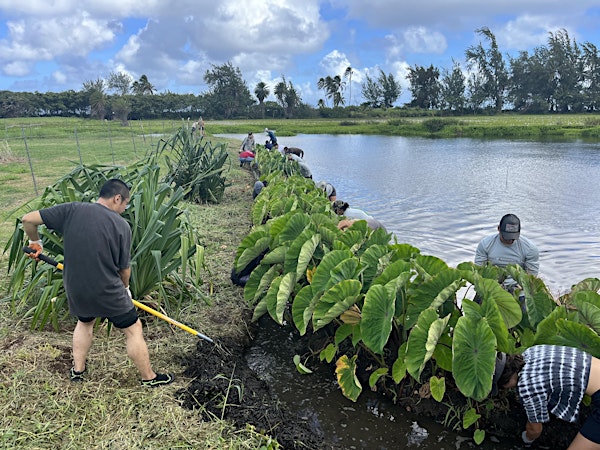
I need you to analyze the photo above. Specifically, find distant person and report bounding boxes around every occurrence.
[265,128,278,147]
[21,179,174,387]
[283,146,304,159]
[315,180,337,201]
[240,132,255,152]
[495,345,600,449]
[238,149,255,167]
[265,140,274,151]
[338,218,387,232]
[332,200,372,221]
[199,117,205,136]
[252,180,268,199]
[293,158,312,179]
[474,214,539,291]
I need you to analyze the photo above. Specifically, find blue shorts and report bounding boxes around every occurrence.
[580,390,600,444]
[78,307,138,329]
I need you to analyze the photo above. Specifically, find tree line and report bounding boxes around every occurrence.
[1,27,598,121]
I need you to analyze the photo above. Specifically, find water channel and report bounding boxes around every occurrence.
[220,133,600,449]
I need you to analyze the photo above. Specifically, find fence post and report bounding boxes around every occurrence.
[21,127,38,196]
[106,120,115,164]
[74,126,83,165]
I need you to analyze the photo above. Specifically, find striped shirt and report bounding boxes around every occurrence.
[518,345,591,423]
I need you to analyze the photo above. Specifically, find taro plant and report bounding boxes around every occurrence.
[233,167,600,414]
[158,126,230,203]
[5,158,205,330]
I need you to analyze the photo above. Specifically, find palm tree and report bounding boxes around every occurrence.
[317,75,345,107]
[254,81,270,118]
[132,74,155,95]
[344,66,354,106]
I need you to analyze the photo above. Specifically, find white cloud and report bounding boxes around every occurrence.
[402,27,447,54]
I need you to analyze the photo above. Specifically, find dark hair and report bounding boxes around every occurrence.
[498,353,525,388]
[99,178,130,200]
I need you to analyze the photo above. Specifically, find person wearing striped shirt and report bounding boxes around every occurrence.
[495,345,600,448]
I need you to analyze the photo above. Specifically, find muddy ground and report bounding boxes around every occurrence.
[175,313,585,450]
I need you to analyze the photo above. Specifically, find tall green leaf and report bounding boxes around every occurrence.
[452,316,497,401]
[360,284,396,354]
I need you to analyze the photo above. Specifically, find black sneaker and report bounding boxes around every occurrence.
[141,373,174,387]
[69,366,86,382]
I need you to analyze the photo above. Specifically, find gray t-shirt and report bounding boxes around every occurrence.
[40,202,132,317]
[474,233,539,275]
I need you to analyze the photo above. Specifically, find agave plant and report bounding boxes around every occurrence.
[157,126,230,203]
[5,158,205,330]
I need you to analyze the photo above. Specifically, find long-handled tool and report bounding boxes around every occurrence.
[23,246,214,343]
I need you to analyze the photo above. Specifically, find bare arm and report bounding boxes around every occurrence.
[119,267,131,288]
[525,421,542,441]
[22,211,44,241]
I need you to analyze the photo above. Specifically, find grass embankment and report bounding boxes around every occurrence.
[0,118,265,448]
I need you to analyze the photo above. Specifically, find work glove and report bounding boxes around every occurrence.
[522,430,535,447]
[125,286,132,299]
[27,240,43,260]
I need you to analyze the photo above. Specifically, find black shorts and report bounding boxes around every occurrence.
[78,307,139,329]
[580,390,600,444]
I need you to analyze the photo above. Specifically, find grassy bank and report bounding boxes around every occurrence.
[0,123,268,448]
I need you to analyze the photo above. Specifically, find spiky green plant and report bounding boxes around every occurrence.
[5,158,205,330]
[158,127,230,203]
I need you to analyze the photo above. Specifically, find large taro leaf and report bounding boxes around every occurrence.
[283,229,314,274]
[405,308,450,382]
[389,243,421,260]
[506,266,555,327]
[560,278,600,305]
[360,284,396,354]
[360,245,396,290]
[452,316,497,401]
[412,254,448,281]
[310,249,354,295]
[479,291,510,352]
[474,277,522,329]
[372,259,412,286]
[244,264,280,307]
[405,268,463,329]
[261,245,288,266]
[251,195,269,225]
[295,234,321,280]
[330,258,361,285]
[365,226,393,246]
[533,306,573,345]
[277,212,311,244]
[336,354,362,402]
[574,291,600,334]
[551,319,600,358]
[236,236,271,272]
[265,276,283,324]
[335,229,366,254]
[292,284,316,335]
[313,279,362,331]
[268,271,296,325]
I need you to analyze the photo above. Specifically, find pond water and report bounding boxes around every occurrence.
[219,133,600,449]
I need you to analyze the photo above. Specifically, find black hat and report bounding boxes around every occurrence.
[499,214,520,240]
[491,352,507,396]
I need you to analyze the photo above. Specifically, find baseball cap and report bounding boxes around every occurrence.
[499,214,520,240]
[491,352,507,396]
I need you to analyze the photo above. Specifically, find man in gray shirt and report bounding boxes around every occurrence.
[475,214,539,291]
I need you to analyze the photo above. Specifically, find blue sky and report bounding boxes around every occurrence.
[0,0,599,106]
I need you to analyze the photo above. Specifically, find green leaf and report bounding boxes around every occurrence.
[452,316,497,401]
[295,233,321,280]
[405,308,450,381]
[474,277,522,329]
[335,354,362,402]
[261,245,288,265]
[463,407,481,429]
[553,319,600,358]
[313,279,362,331]
[473,429,485,445]
[236,236,271,272]
[273,272,296,324]
[369,368,389,389]
[310,249,354,295]
[265,276,283,324]
[392,342,408,383]
[360,284,396,354]
[293,354,313,374]
[320,343,337,363]
[429,376,446,402]
[291,285,315,335]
